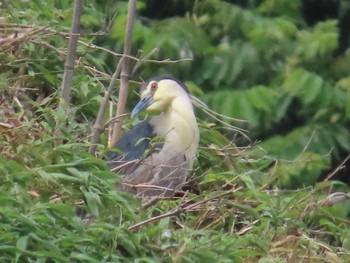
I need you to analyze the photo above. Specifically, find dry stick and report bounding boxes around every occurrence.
[103,113,130,129]
[60,0,83,104]
[128,188,241,232]
[0,23,189,66]
[131,48,159,76]
[88,62,123,154]
[324,154,350,181]
[110,0,137,146]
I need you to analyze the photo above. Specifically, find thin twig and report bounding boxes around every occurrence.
[128,188,241,232]
[88,62,123,154]
[103,113,129,129]
[128,208,183,232]
[78,40,191,64]
[131,48,159,76]
[295,129,317,162]
[324,154,350,181]
[183,188,241,211]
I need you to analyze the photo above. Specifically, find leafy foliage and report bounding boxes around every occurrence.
[1,0,350,262]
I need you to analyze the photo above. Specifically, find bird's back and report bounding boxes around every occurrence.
[106,120,189,197]
[120,147,189,197]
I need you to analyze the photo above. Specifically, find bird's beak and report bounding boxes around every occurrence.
[131,92,154,117]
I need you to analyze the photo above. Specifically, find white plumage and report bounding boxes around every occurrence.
[107,78,199,197]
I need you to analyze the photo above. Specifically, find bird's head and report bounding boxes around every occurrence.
[131,78,190,117]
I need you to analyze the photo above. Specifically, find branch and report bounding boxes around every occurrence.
[128,207,183,232]
[89,0,137,153]
[60,0,83,104]
[88,62,123,154]
[110,0,137,146]
[324,154,350,181]
[131,48,159,76]
[128,188,241,232]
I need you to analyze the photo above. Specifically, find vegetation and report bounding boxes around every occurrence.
[1,0,350,262]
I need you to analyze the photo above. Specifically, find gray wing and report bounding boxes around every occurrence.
[106,120,156,170]
[120,147,189,197]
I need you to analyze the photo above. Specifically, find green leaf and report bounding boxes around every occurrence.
[15,236,29,262]
[83,190,101,217]
[239,174,256,190]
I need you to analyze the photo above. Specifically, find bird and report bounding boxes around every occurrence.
[106,77,200,198]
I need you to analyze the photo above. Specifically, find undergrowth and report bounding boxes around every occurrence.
[1,1,350,262]
[1,86,350,262]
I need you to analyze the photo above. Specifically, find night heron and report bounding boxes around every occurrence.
[107,77,199,197]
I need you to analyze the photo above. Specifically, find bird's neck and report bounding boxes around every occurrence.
[150,96,199,167]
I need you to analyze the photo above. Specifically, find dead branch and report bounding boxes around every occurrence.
[131,48,159,76]
[88,62,123,154]
[103,113,130,129]
[128,188,241,232]
[78,40,191,65]
[324,154,350,181]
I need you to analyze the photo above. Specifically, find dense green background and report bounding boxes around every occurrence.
[1,0,350,262]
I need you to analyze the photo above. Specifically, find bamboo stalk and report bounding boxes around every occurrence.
[60,0,82,104]
[110,0,137,147]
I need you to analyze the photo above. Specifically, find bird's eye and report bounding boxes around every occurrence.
[151,82,158,91]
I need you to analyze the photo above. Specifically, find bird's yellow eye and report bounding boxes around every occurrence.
[151,82,158,91]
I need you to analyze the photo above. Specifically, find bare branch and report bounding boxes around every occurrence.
[78,39,192,64]
[128,188,241,232]
[131,48,159,76]
[60,0,83,104]
[324,154,350,181]
[128,207,183,232]
[110,0,137,146]
[88,62,123,154]
[103,113,129,129]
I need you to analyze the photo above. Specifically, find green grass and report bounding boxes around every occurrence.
[1,116,350,262]
[1,1,350,261]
